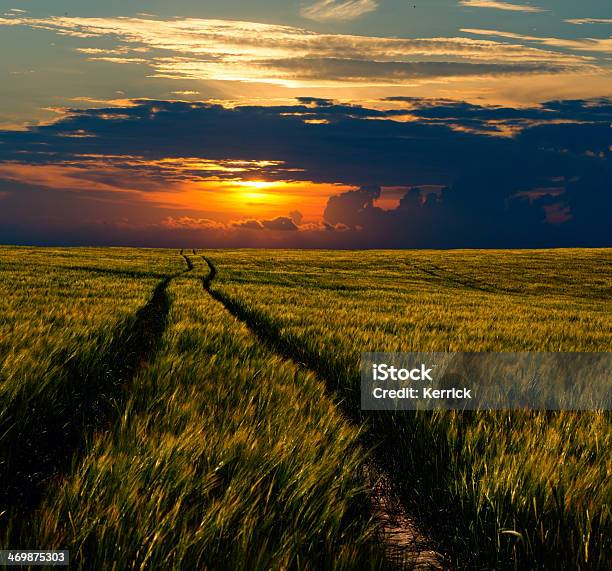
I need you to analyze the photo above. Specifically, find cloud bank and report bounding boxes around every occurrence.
[0,97,610,248]
[0,15,595,87]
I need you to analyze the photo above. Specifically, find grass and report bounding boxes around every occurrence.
[31,257,378,570]
[0,246,610,569]
[206,248,612,569]
[0,247,182,528]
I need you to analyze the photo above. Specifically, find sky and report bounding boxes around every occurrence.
[0,0,610,248]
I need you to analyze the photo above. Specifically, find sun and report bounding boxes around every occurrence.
[239,180,275,190]
[236,180,282,201]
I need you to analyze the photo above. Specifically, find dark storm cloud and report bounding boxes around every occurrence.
[231,217,299,231]
[231,219,265,231]
[516,122,611,154]
[296,97,335,107]
[261,217,300,231]
[384,97,612,137]
[0,97,610,247]
[385,97,612,122]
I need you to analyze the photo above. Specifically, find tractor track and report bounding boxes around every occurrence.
[200,255,446,570]
[0,254,192,538]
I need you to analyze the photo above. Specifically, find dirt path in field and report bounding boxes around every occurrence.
[368,467,448,570]
[200,256,446,570]
[0,254,193,532]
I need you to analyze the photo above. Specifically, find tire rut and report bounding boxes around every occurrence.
[200,255,446,570]
[0,253,192,538]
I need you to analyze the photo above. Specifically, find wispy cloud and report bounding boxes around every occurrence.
[463,28,612,53]
[459,1,545,12]
[301,1,379,22]
[0,16,592,88]
[565,18,612,26]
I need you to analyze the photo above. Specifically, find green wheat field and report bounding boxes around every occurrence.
[0,246,610,570]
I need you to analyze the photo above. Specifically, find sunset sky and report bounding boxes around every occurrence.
[0,1,610,247]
